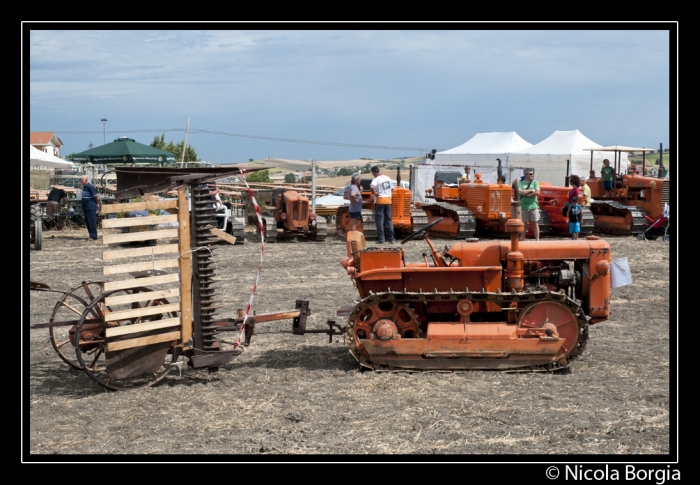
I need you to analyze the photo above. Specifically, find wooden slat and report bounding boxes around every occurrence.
[103,273,179,292]
[104,288,180,306]
[102,229,179,245]
[177,185,193,343]
[105,317,181,337]
[102,244,179,261]
[103,258,179,276]
[106,330,180,352]
[104,302,181,322]
[102,214,178,229]
[101,199,178,214]
[209,227,236,245]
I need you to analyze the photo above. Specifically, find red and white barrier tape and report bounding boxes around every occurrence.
[231,169,265,349]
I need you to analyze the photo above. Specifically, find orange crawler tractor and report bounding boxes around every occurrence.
[260,188,327,243]
[340,216,612,372]
[418,160,550,239]
[587,165,670,236]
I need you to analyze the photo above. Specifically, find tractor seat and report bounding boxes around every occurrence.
[346,231,366,270]
[347,230,366,254]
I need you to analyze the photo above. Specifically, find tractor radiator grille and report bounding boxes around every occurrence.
[391,191,412,217]
[662,181,670,204]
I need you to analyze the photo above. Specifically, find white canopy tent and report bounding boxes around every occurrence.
[433,132,533,165]
[507,130,626,185]
[30,145,74,169]
[411,132,533,202]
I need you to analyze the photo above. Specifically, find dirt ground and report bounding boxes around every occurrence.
[25,223,674,461]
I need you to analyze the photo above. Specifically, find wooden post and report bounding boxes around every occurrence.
[177,185,193,344]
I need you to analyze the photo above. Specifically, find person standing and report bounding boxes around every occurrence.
[369,166,395,244]
[566,195,582,240]
[580,176,593,207]
[459,165,472,183]
[45,186,67,218]
[79,175,100,241]
[347,173,363,232]
[518,169,540,241]
[601,159,615,197]
[567,174,581,207]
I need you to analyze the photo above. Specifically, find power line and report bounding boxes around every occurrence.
[55,128,440,152]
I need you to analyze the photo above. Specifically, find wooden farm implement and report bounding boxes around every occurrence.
[30,166,345,391]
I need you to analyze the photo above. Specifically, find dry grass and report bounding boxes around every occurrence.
[30,170,51,190]
[27,229,671,457]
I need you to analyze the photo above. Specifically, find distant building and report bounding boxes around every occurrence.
[30,132,64,157]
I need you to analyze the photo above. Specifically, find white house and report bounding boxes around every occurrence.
[30,132,64,157]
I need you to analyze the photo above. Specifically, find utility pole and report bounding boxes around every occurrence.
[101,118,107,144]
[181,118,190,166]
[311,159,316,214]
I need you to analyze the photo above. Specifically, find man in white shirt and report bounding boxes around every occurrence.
[370,166,395,244]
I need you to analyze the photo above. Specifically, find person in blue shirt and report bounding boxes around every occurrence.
[566,195,582,240]
[79,175,100,241]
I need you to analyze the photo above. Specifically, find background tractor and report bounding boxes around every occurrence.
[260,188,327,243]
[417,160,550,239]
[587,165,670,236]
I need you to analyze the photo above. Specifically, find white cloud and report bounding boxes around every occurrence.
[27,27,673,163]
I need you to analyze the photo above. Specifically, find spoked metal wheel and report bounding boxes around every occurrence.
[49,281,105,369]
[350,300,419,349]
[74,287,182,391]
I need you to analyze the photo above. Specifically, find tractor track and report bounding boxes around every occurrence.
[420,201,477,239]
[346,289,588,373]
[590,200,647,235]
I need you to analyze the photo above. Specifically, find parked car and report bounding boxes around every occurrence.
[313,179,409,208]
[313,186,349,208]
[392,180,409,189]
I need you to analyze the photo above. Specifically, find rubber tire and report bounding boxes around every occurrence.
[34,220,42,250]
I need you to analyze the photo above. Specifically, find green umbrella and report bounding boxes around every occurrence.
[70,137,177,164]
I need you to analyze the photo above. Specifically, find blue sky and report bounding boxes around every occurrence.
[26,26,674,164]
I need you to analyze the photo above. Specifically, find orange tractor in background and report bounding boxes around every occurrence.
[339,214,612,371]
[260,188,327,243]
[335,168,426,240]
[417,160,550,239]
[586,165,670,236]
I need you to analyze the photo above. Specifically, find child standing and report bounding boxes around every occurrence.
[601,159,614,197]
[566,195,582,240]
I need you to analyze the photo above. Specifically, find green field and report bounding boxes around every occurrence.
[628,150,670,166]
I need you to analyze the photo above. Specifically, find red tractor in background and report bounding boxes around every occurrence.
[534,160,594,237]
